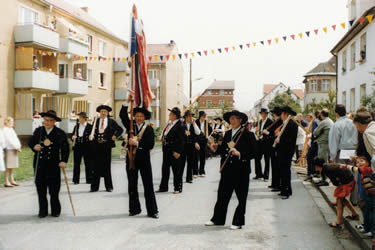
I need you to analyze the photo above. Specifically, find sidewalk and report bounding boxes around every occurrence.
[295,166,373,250]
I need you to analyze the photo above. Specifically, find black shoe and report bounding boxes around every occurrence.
[316,181,329,187]
[90,189,98,192]
[38,213,48,218]
[106,189,113,192]
[73,182,79,185]
[51,214,60,217]
[268,185,275,189]
[186,180,193,184]
[156,189,168,193]
[281,195,289,200]
[148,213,159,219]
[271,188,281,192]
[253,176,262,180]
[263,178,269,182]
[129,211,141,216]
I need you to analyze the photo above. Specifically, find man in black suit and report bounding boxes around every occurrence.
[254,108,274,181]
[205,110,256,230]
[273,106,298,199]
[119,91,158,219]
[71,112,93,184]
[28,110,70,218]
[195,111,213,177]
[181,110,201,184]
[158,107,185,194]
[89,105,123,192]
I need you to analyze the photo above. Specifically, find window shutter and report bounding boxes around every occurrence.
[74,100,88,114]
[14,94,33,120]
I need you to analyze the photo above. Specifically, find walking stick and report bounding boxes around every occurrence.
[62,167,76,216]
[273,115,292,148]
[219,126,246,172]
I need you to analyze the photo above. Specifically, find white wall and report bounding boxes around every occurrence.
[337,22,375,112]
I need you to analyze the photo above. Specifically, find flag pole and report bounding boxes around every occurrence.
[129,55,135,169]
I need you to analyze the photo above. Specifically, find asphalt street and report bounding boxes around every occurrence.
[0,150,358,250]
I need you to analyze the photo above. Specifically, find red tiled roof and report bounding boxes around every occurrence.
[291,89,304,99]
[263,84,277,94]
[147,43,176,64]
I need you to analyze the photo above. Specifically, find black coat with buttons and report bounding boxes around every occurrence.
[217,126,257,171]
[71,123,93,147]
[28,126,70,178]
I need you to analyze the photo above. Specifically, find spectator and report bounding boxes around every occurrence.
[0,116,5,173]
[296,113,308,127]
[295,125,306,163]
[2,117,22,187]
[329,104,358,163]
[305,111,320,181]
[313,109,333,186]
[342,156,374,237]
[313,158,359,228]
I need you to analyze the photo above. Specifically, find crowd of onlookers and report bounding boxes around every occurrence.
[297,105,374,238]
[0,116,22,187]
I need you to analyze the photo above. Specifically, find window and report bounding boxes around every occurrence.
[99,72,106,88]
[99,40,106,57]
[219,100,224,107]
[360,84,366,100]
[220,90,224,95]
[59,64,64,78]
[207,100,212,107]
[311,80,317,92]
[88,69,92,86]
[350,43,356,70]
[73,64,87,80]
[350,88,355,112]
[87,35,93,53]
[322,80,330,92]
[148,70,157,80]
[19,6,38,24]
[342,91,347,107]
[360,33,366,61]
[342,50,347,73]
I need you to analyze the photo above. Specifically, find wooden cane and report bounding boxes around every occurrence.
[273,115,292,148]
[219,127,246,172]
[62,167,76,216]
[128,55,136,169]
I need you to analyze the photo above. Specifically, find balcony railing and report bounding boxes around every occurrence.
[59,37,89,56]
[114,62,130,73]
[15,119,42,136]
[14,70,59,91]
[14,23,59,50]
[57,78,88,95]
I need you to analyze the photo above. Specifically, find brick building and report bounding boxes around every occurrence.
[197,80,235,117]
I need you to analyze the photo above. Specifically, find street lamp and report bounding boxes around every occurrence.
[189,59,204,104]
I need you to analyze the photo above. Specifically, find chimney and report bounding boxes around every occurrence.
[169,40,175,46]
[81,7,89,13]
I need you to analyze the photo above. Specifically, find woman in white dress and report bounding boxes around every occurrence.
[0,124,5,173]
[3,117,22,187]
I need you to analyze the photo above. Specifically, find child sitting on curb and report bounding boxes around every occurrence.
[341,156,374,237]
[312,157,359,228]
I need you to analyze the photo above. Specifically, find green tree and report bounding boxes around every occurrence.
[219,102,231,116]
[303,91,337,121]
[361,84,375,112]
[268,92,302,114]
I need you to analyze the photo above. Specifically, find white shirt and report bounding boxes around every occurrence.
[78,122,87,137]
[164,119,178,136]
[136,123,145,135]
[231,127,241,140]
[2,127,21,150]
[260,118,267,132]
[186,122,201,135]
[214,123,225,133]
[200,120,206,135]
[45,127,54,135]
[99,117,108,130]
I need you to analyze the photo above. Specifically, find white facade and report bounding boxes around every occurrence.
[336,17,375,112]
[348,0,375,21]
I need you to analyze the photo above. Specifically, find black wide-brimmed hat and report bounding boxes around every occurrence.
[280,106,297,116]
[198,111,206,118]
[40,110,61,122]
[223,110,248,124]
[259,108,269,114]
[168,107,181,119]
[77,112,88,119]
[96,105,112,113]
[133,107,151,120]
[214,117,223,122]
[270,106,282,115]
[183,110,194,118]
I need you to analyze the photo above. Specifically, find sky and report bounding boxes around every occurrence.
[65,0,349,111]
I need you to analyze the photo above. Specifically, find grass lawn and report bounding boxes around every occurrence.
[0,140,160,185]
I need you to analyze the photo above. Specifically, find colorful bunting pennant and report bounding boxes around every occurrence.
[359,17,364,24]
[290,34,295,40]
[341,23,346,29]
[332,25,336,31]
[305,31,310,37]
[298,33,303,39]
[323,27,327,33]
[349,20,354,26]
[367,14,373,23]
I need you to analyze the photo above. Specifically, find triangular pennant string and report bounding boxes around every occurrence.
[239,45,243,49]
[305,31,310,37]
[275,38,279,44]
[341,23,346,29]
[218,48,222,53]
[197,51,201,56]
[298,33,303,39]
[224,47,229,52]
[314,29,319,35]
[260,41,264,45]
[349,20,354,26]
[148,56,152,62]
[283,36,287,41]
[246,43,250,48]
[332,25,336,31]
[290,35,295,40]
[166,55,170,61]
[160,55,164,61]
[172,54,176,60]
[184,53,188,58]
[367,14,374,23]
[359,17,364,24]
[154,55,158,61]
[323,27,328,33]
[178,54,182,59]
[204,50,208,56]
[253,42,256,46]
[267,40,271,45]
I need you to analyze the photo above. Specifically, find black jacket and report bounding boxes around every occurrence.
[120,105,155,160]
[161,119,185,154]
[257,118,274,143]
[72,122,93,146]
[195,120,213,143]
[217,126,257,170]
[275,119,298,159]
[183,122,199,145]
[28,126,70,177]
[93,116,123,148]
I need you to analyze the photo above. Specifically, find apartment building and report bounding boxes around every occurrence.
[147,40,184,129]
[331,0,375,112]
[0,0,129,136]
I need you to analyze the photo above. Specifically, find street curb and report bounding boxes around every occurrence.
[295,168,372,250]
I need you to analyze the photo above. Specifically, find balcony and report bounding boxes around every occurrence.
[14,70,59,91]
[14,23,59,50]
[114,62,130,73]
[59,119,76,133]
[115,89,128,100]
[15,119,43,136]
[149,79,160,88]
[57,78,88,95]
[59,37,89,56]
